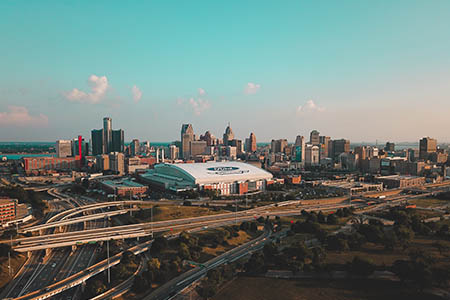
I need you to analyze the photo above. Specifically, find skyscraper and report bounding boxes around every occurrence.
[130,139,140,156]
[181,124,194,159]
[112,129,124,153]
[223,124,234,146]
[169,145,179,160]
[294,135,305,162]
[319,136,331,159]
[331,139,350,161]
[419,137,437,160]
[103,117,112,154]
[310,130,320,145]
[56,140,72,158]
[91,129,104,156]
[305,144,320,166]
[247,132,257,153]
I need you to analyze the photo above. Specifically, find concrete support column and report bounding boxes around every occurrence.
[27,251,32,258]
[72,245,77,252]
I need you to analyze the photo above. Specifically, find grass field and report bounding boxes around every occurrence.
[213,277,443,300]
[0,253,26,290]
[153,205,225,222]
[409,198,450,208]
[325,237,450,268]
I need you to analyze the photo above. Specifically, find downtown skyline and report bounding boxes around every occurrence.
[1,1,450,142]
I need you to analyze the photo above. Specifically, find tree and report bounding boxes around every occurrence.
[327,214,338,225]
[121,250,135,265]
[347,256,375,277]
[151,236,168,254]
[132,274,150,293]
[178,242,191,260]
[326,235,349,252]
[317,211,326,224]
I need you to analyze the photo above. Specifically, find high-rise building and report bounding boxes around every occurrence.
[181,124,194,159]
[103,117,112,153]
[385,142,395,152]
[72,136,88,159]
[354,146,367,161]
[91,129,104,156]
[246,132,257,153]
[200,131,216,146]
[305,144,320,166]
[331,139,350,161]
[271,139,288,153]
[294,135,306,163]
[56,140,72,158]
[130,139,140,156]
[112,129,124,153]
[223,124,234,146]
[189,140,207,158]
[109,152,125,175]
[419,137,437,160]
[319,136,331,158]
[169,145,179,160]
[310,130,320,145]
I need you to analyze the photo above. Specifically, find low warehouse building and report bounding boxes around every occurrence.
[376,175,426,189]
[100,179,148,197]
[139,161,273,195]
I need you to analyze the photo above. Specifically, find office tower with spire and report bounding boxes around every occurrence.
[223,123,234,146]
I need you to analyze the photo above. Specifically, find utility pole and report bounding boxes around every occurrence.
[235,198,237,225]
[107,239,111,284]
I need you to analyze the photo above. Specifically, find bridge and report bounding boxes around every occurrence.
[21,209,138,233]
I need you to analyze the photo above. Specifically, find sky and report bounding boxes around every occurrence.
[1,0,450,143]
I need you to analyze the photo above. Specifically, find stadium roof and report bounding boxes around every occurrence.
[155,161,272,185]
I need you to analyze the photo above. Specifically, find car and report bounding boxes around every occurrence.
[51,263,56,268]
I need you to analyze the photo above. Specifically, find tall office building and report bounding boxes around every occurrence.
[310,130,320,145]
[91,129,104,156]
[181,124,194,159]
[130,139,140,156]
[305,144,320,166]
[319,136,331,158]
[331,139,350,161]
[200,131,216,146]
[419,137,437,160]
[56,140,72,158]
[246,132,257,153]
[271,139,288,153]
[72,136,88,159]
[189,140,207,158]
[103,117,112,153]
[169,145,179,160]
[109,152,125,175]
[112,129,124,153]
[223,124,234,146]
[294,135,306,163]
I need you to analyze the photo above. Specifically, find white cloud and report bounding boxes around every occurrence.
[198,88,206,96]
[131,85,142,103]
[297,100,325,114]
[189,98,211,115]
[0,106,48,127]
[64,75,109,103]
[244,82,261,94]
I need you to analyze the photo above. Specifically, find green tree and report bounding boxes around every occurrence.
[347,256,375,277]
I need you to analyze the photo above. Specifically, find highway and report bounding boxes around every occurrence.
[10,202,360,252]
[143,228,273,300]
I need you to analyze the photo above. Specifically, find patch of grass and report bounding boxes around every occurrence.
[0,253,27,289]
[213,277,442,300]
[409,198,450,208]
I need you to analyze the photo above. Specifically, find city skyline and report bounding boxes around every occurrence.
[1,1,450,142]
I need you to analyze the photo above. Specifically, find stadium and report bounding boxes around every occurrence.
[138,161,273,195]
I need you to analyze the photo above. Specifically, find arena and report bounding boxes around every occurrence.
[139,161,273,195]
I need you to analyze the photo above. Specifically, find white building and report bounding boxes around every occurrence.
[139,161,273,195]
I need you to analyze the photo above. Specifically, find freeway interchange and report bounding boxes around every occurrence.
[3,182,450,300]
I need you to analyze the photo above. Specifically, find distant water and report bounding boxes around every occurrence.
[1,154,55,160]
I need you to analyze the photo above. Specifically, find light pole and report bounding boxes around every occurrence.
[107,239,111,284]
[235,198,237,225]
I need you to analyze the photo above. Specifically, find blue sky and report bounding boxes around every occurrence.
[1,1,449,143]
